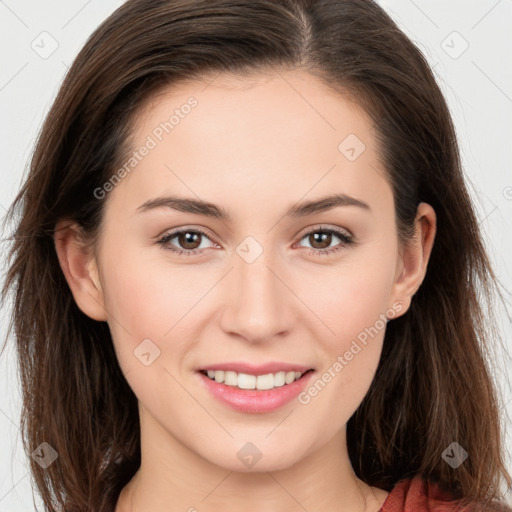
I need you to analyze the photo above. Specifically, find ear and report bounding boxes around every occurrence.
[389,202,437,318]
[53,219,107,321]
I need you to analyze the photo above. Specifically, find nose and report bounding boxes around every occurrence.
[218,244,295,344]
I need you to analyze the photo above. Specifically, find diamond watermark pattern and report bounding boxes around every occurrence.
[236,236,263,264]
[441,442,468,468]
[237,442,263,468]
[441,31,469,60]
[338,134,366,161]
[31,442,58,469]
[31,31,59,59]
[134,338,161,366]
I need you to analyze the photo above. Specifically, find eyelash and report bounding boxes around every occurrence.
[156,225,354,257]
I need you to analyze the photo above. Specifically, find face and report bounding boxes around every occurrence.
[75,70,424,472]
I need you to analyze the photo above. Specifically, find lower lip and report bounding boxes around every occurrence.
[197,370,315,413]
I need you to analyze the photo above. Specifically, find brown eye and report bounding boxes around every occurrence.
[297,226,354,256]
[177,231,202,250]
[156,226,354,257]
[156,228,216,255]
[308,232,333,250]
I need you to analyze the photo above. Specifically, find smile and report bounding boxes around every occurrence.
[196,368,316,413]
[200,369,311,390]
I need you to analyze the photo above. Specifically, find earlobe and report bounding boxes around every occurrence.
[53,220,108,321]
[390,202,437,317]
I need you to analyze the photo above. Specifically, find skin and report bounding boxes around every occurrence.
[54,69,436,512]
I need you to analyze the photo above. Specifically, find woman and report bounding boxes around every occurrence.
[2,0,511,511]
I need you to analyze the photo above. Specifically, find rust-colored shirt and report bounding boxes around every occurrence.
[379,476,512,511]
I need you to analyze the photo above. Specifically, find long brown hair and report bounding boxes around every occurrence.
[2,0,511,510]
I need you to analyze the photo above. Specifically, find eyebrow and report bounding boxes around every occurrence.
[136,193,370,221]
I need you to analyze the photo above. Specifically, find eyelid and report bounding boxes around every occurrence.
[156,225,217,242]
[296,223,354,240]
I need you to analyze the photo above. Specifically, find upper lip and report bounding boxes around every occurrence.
[198,362,314,376]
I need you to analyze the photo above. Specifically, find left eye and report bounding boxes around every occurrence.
[296,226,354,255]
[156,226,354,256]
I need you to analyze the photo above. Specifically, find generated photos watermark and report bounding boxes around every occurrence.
[93,96,198,200]
[298,302,403,405]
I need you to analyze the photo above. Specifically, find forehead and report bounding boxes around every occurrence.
[134,69,374,146]
[107,69,389,220]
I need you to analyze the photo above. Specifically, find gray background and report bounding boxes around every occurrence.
[0,1,511,510]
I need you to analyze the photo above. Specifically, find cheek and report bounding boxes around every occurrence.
[298,331,383,443]
[98,244,208,371]
[299,252,397,347]
[100,261,207,409]
[296,268,391,427]
[294,246,396,408]
[310,269,389,391]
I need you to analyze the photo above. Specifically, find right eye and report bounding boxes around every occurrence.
[156,228,218,256]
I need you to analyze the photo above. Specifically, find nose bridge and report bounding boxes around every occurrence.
[220,236,292,341]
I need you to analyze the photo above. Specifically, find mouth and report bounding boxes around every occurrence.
[196,366,316,414]
[198,368,315,391]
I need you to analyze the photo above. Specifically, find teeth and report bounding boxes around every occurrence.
[274,371,285,387]
[203,369,305,390]
[224,371,238,386]
[238,372,256,389]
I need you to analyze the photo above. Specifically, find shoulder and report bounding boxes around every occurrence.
[379,475,512,512]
